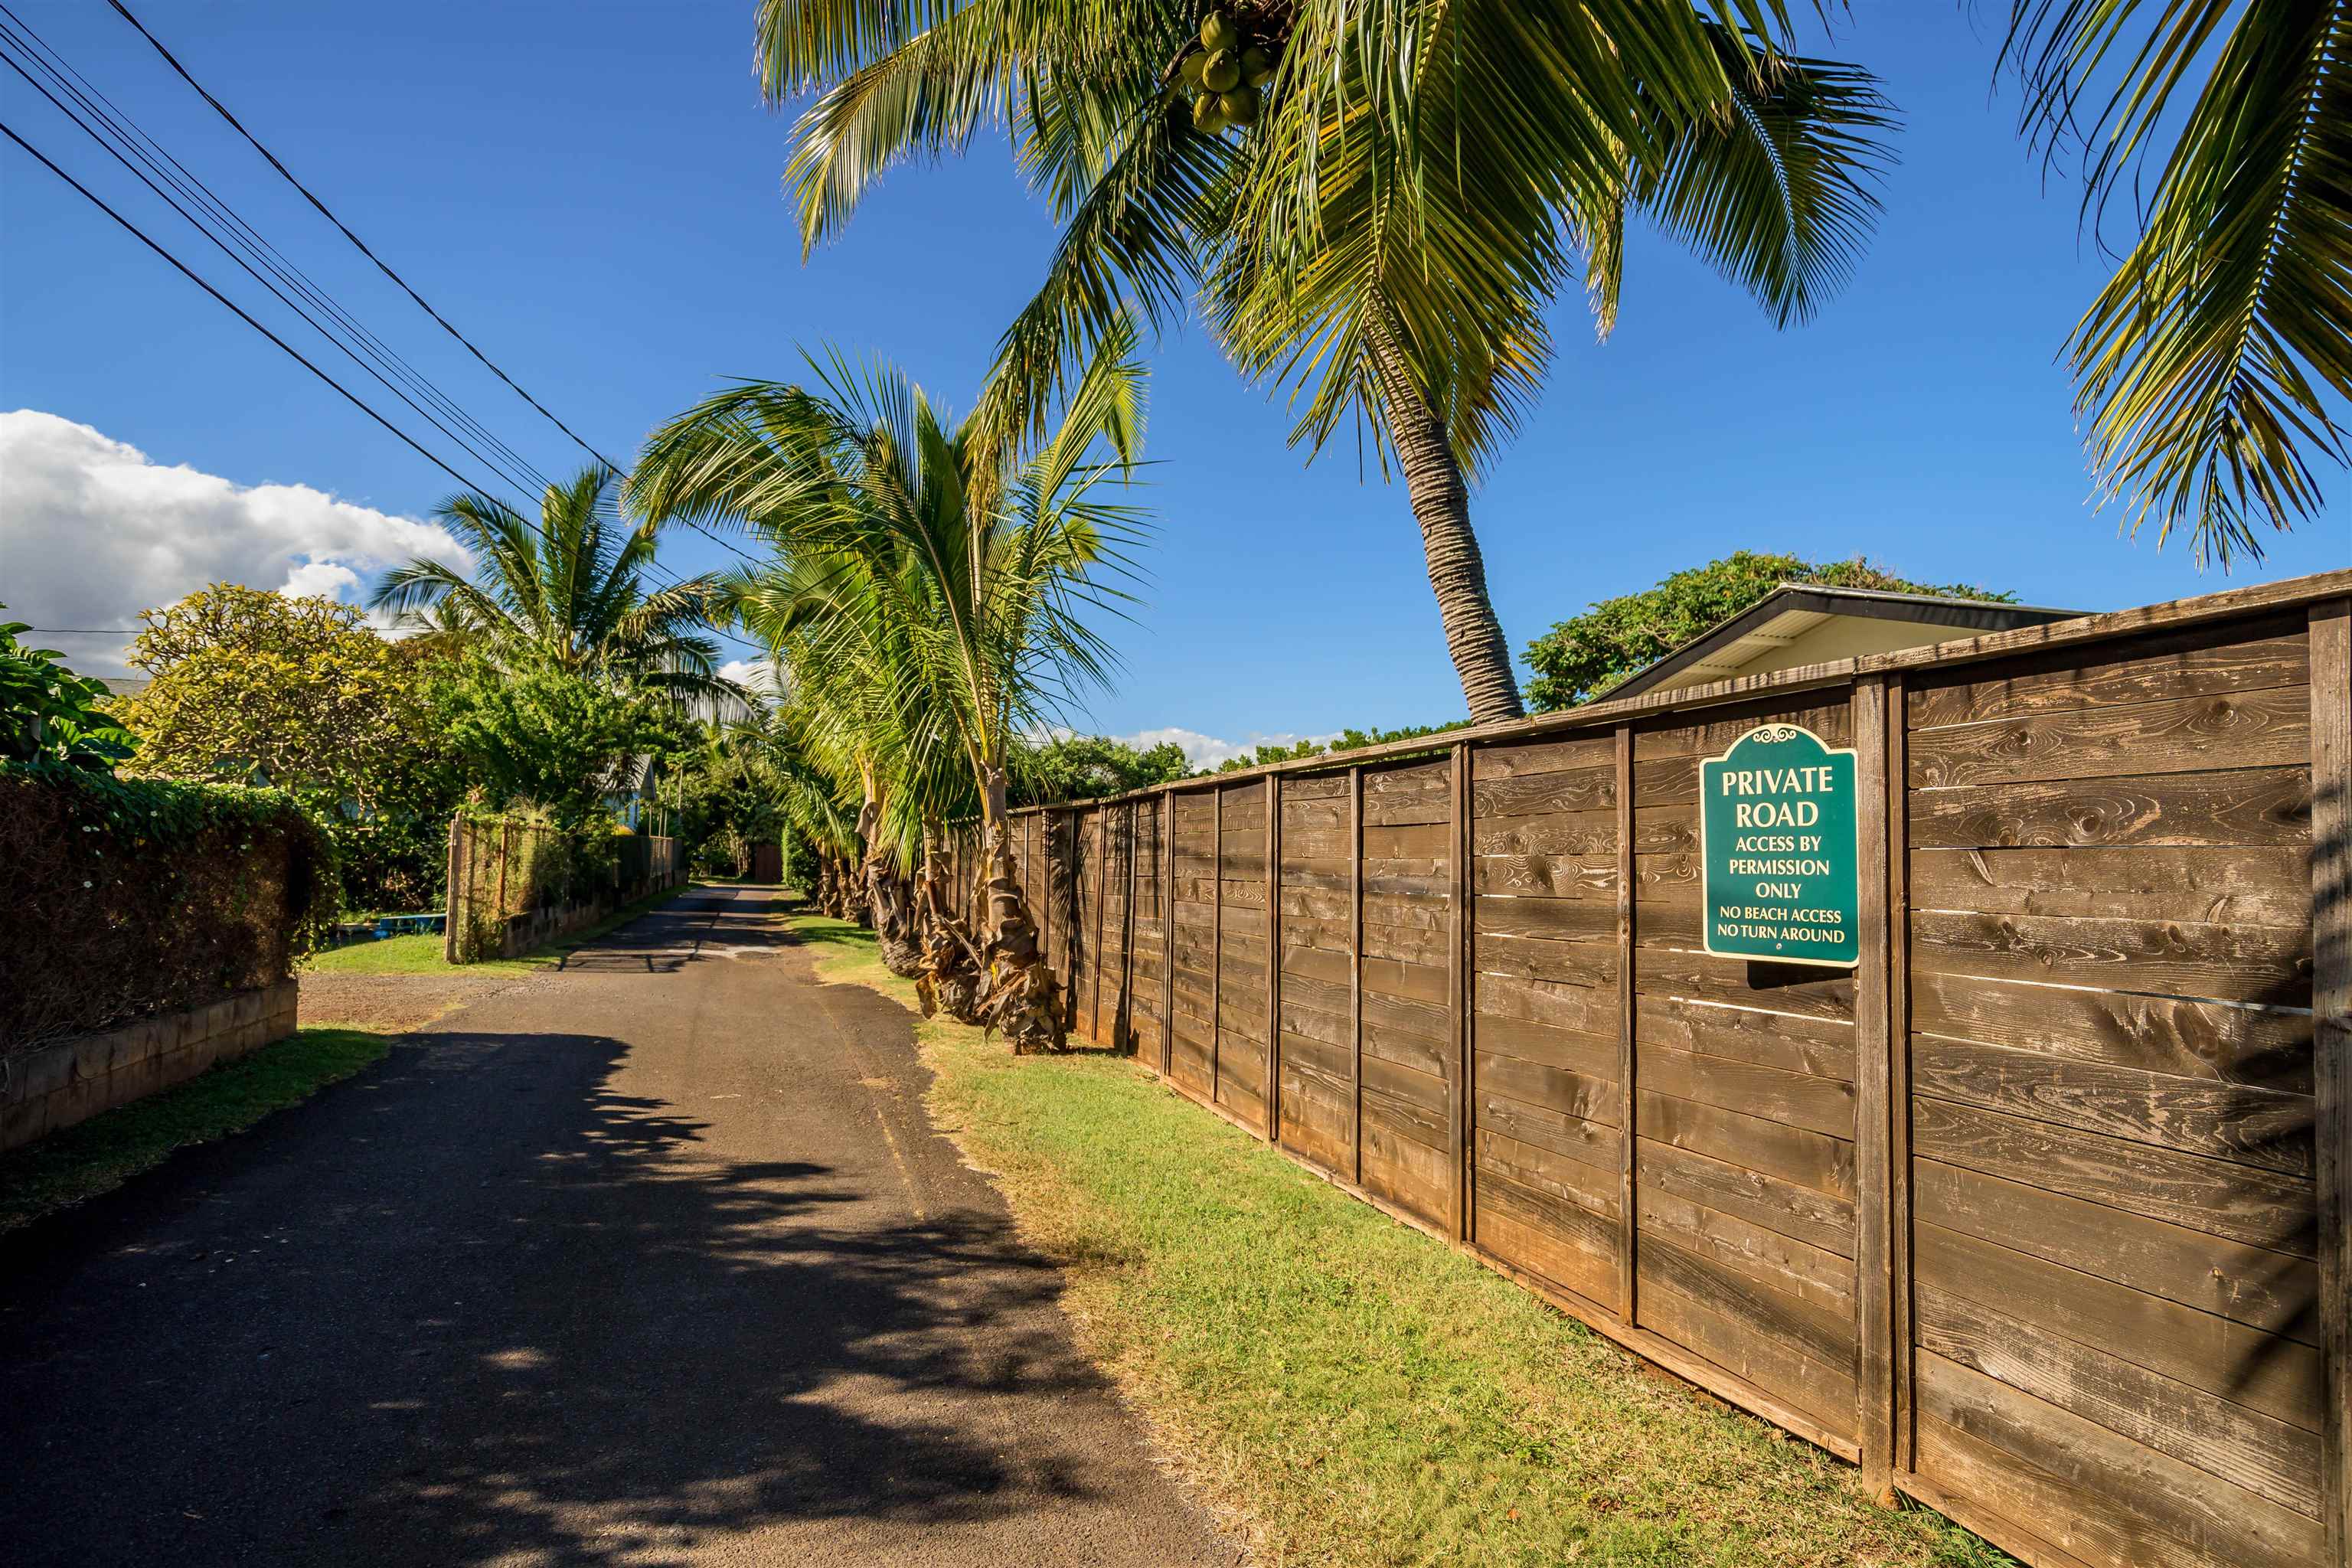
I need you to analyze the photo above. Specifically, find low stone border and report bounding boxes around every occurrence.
[0,979,301,1153]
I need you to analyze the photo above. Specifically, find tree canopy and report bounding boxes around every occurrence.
[1521,552,2015,711]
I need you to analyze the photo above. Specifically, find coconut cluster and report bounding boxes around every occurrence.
[1179,11,1276,135]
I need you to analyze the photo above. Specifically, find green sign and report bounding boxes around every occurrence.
[1698,724,1860,968]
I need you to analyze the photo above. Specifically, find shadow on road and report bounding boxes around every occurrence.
[0,934,1125,1564]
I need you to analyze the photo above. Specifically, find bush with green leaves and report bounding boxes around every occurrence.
[108,585,461,912]
[1521,552,2016,711]
[433,658,650,829]
[1011,733,1191,804]
[0,612,135,771]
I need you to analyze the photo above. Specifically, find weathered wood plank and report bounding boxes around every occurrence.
[1364,822,1450,860]
[1473,930,1620,988]
[1913,1158,2317,1344]
[1909,766,2311,850]
[1638,1269,1860,1440]
[1913,1034,2312,1175]
[1635,1089,1857,1200]
[1641,1236,1860,1420]
[1910,845,2309,928]
[1913,1095,2312,1254]
[1910,907,2311,1005]
[1906,623,2309,730]
[1475,1049,1615,1127]
[1473,853,1617,898]
[1635,698,1853,763]
[1634,994,1857,1083]
[1909,685,2309,789]
[1913,1219,2325,1435]
[1637,1132,1853,1259]
[1472,733,1615,781]
[1638,1183,1855,1318]
[1637,1040,1856,1140]
[1473,1010,1616,1080]
[1477,969,1615,1037]
[1473,763,1615,821]
[1475,1197,1618,1305]
[1911,969,2311,1093]
[1474,893,1616,942]
[1916,1350,2323,1568]
[1916,1279,2321,1517]
[1478,1088,1621,1174]
[1634,947,1858,1023]
[1477,1126,1619,1220]
[1473,807,1617,858]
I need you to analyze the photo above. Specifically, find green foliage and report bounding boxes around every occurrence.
[1,762,339,1051]
[1011,733,1190,803]
[1210,720,1470,773]
[2000,3,2350,565]
[108,584,461,911]
[1522,552,2017,712]
[371,466,742,710]
[0,611,136,770]
[433,658,649,829]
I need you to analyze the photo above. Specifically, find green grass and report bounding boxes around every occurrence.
[0,1027,393,1233]
[305,883,695,976]
[795,911,2013,1568]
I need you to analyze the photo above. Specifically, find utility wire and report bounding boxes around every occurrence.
[95,0,769,575]
[0,4,555,498]
[104,0,625,476]
[0,31,554,503]
[0,116,769,661]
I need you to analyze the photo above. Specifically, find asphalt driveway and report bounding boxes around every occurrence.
[0,885,1232,1566]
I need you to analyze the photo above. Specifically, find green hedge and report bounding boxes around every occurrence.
[0,763,338,1056]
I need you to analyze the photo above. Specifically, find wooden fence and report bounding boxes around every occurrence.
[443,818,684,962]
[953,570,2351,1568]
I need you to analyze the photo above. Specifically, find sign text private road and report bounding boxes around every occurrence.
[1697,724,1860,968]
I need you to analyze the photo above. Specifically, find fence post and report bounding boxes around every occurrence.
[1614,724,1636,1325]
[1350,763,1364,1187]
[1210,786,1223,1104]
[1886,674,1916,1481]
[1122,800,1141,1054]
[1450,742,1470,1241]
[2310,596,2350,1566]
[1266,775,1282,1145]
[1093,807,1109,1041]
[1161,790,1176,1079]
[443,816,463,963]
[1854,675,1897,1504]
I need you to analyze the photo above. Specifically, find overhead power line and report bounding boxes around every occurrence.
[0,118,768,660]
[93,0,769,577]
[104,0,626,477]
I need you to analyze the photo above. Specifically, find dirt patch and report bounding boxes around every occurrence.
[297,972,535,1035]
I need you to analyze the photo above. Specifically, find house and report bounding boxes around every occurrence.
[1606,583,2083,702]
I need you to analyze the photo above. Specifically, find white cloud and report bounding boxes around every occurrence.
[0,410,469,675]
[1115,726,1336,770]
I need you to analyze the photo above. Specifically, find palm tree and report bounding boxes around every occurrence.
[757,2,1893,721]
[372,466,742,708]
[631,332,1145,1050]
[1999,3,2348,567]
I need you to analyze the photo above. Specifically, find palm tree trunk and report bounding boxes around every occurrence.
[913,820,985,1024]
[1366,318,1526,724]
[976,764,1064,1051]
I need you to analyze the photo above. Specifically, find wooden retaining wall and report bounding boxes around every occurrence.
[958,570,2350,1568]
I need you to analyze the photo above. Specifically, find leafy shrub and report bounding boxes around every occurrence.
[0,763,338,1056]
[1521,552,2016,711]
[1,614,136,771]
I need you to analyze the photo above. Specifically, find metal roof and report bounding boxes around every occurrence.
[1603,583,2085,702]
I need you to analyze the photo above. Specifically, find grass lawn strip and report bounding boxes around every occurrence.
[0,1027,392,1233]
[792,910,2014,1568]
[304,882,696,976]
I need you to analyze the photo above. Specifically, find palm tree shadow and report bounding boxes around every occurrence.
[0,1001,1119,1566]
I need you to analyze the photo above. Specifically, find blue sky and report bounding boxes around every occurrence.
[2,1,2343,760]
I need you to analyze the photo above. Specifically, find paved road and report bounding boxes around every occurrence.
[0,887,1232,1567]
